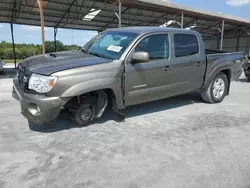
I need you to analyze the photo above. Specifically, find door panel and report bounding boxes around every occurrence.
[124,34,171,106]
[169,56,206,94]
[125,60,171,106]
[168,33,206,93]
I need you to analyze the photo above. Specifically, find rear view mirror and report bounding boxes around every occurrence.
[131,51,149,63]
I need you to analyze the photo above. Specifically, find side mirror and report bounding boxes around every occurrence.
[131,51,149,63]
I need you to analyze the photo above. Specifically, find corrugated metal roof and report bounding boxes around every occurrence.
[0,0,249,39]
[138,0,250,24]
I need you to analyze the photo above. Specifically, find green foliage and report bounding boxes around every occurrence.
[0,40,79,60]
[2,59,22,64]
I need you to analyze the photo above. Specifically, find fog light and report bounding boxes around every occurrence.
[27,104,40,116]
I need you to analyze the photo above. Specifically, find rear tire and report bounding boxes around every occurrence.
[201,73,228,103]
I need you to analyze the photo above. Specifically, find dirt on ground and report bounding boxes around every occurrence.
[1,73,250,188]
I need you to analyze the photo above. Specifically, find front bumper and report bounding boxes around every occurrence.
[12,77,68,125]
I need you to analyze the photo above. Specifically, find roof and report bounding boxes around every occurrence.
[108,26,197,34]
[1,0,250,39]
[138,0,250,24]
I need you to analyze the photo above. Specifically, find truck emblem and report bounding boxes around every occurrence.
[132,84,147,89]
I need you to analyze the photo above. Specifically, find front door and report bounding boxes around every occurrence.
[124,33,172,106]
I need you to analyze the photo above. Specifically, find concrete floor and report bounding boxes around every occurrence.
[1,71,250,188]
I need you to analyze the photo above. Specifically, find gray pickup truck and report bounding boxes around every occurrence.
[12,27,244,126]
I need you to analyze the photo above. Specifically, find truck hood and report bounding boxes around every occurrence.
[19,50,112,75]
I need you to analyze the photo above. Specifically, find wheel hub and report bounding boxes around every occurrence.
[212,78,225,99]
[80,109,92,121]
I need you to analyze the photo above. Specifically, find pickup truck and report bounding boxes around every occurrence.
[12,27,244,126]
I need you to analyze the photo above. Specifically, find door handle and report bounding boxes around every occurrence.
[163,66,172,71]
[196,62,201,66]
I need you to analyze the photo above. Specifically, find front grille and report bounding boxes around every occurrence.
[17,67,24,83]
[17,65,30,90]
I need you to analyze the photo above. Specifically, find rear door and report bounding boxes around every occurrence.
[124,33,172,106]
[168,33,206,94]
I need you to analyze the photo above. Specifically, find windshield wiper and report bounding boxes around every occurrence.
[88,51,101,57]
[88,51,113,60]
[80,48,88,53]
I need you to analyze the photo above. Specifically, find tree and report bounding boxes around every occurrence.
[45,40,67,53]
[0,40,79,60]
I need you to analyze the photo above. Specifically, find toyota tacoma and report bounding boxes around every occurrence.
[12,27,244,126]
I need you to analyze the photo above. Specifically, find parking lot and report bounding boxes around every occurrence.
[1,70,250,188]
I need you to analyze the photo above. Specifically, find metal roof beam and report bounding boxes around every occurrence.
[0,15,103,29]
[100,6,129,31]
[11,0,17,22]
[67,0,99,26]
[0,8,168,27]
[13,0,31,22]
[55,0,77,28]
[0,3,169,23]
[4,1,233,25]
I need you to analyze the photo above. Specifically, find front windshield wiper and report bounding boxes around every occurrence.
[88,51,101,57]
[80,48,88,53]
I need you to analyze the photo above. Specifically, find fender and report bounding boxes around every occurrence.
[201,60,233,92]
[61,77,124,109]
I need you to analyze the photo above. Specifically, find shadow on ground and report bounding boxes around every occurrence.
[237,77,249,83]
[29,91,203,133]
[0,68,16,79]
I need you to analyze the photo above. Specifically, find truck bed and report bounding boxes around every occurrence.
[205,49,244,82]
[205,49,229,54]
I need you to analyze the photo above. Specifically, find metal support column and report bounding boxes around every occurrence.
[54,28,58,52]
[217,37,220,49]
[37,0,45,55]
[220,19,225,50]
[181,11,184,29]
[118,0,122,28]
[10,23,17,68]
[236,30,240,51]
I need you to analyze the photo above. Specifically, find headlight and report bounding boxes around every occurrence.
[28,73,58,93]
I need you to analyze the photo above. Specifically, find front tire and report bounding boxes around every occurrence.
[74,104,96,126]
[201,73,228,103]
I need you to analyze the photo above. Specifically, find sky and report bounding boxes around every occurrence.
[0,24,98,46]
[0,0,249,46]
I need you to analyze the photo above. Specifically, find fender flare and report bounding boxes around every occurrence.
[201,62,233,92]
[61,78,124,109]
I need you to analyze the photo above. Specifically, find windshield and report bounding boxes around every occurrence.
[82,31,138,60]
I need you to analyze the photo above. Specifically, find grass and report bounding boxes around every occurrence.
[2,59,23,64]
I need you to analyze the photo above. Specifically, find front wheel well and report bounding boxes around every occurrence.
[63,89,116,111]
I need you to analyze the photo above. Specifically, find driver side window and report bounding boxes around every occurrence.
[135,34,169,60]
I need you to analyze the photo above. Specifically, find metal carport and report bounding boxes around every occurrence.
[1,0,250,67]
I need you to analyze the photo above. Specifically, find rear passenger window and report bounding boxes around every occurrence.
[174,34,199,57]
[135,34,169,60]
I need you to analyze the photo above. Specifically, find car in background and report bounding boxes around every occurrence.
[243,56,250,81]
[0,58,4,74]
